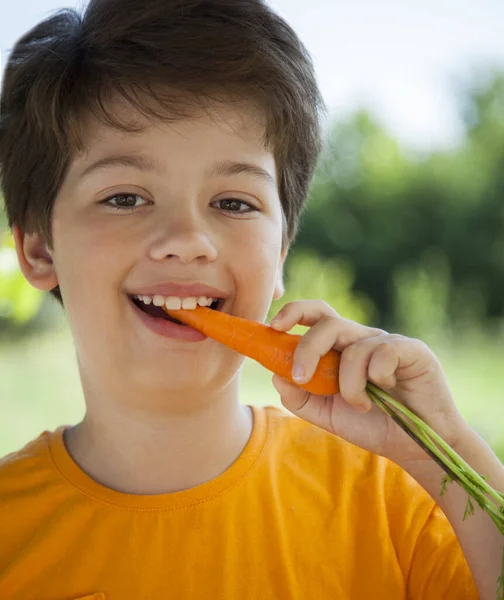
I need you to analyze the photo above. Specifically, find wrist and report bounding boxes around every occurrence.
[395,415,471,472]
[399,420,504,502]
[448,419,476,457]
[396,419,474,488]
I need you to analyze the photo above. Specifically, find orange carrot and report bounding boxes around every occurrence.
[163,306,340,396]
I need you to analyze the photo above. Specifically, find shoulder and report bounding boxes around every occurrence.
[0,429,63,499]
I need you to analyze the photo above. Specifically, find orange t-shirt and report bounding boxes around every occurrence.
[0,405,477,600]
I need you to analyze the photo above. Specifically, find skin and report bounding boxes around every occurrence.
[13,97,504,597]
[14,98,286,494]
[270,300,504,600]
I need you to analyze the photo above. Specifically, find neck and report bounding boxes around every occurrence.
[63,380,253,495]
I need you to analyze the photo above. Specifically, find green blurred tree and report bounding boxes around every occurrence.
[269,248,376,334]
[295,71,504,334]
[0,230,44,326]
[2,71,504,336]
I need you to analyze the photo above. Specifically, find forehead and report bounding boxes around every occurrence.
[72,93,271,159]
[64,95,278,189]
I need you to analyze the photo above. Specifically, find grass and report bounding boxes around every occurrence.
[0,324,281,457]
[1,323,504,461]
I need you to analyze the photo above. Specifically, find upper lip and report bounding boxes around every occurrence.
[128,282,229,299]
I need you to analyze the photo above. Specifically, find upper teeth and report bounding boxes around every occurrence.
[133,295,218,310]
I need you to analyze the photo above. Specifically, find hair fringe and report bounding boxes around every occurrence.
[1,0,326,303]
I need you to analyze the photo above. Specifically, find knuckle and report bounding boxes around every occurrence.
[320,313,337,323]
[333,319,354,346]
[414,338,431,353]
[370,326,387,336]
[341,343,360,363]
[280,300,300,314]
[336,334,351,348]
[381,333,401,343]
[288,300,304,308]
[368,355,382,373]
[368,368,385,385]
[406,337,434,357]
[375,340,393,355]
[316,299,339,316]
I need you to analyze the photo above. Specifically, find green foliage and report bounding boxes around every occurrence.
[269,249,376,331]
[0,232,43,324]
[297,71,504,332]
[392,248,451,340]
[2,71,504,338]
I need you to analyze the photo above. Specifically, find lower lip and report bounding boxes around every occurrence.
[129,297,208,342]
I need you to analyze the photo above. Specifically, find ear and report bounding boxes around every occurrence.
[12,226,59,291]
[272,249,288,301]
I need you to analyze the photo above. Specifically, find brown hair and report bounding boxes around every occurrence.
[0,0,325,303]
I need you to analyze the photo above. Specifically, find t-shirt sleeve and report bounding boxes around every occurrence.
[407,504,479,600]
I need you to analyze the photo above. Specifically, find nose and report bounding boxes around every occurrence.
[148,212,218,264]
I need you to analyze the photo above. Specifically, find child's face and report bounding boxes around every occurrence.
[38,100,286,395]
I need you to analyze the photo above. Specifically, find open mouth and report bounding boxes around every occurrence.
[129,296,224,325]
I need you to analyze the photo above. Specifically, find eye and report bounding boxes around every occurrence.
[100,193,150,212]
[214,198,258,214]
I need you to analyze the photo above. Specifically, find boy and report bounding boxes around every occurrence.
[0,0,502,598]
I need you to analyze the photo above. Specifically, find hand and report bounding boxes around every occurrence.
[270,300,468,467]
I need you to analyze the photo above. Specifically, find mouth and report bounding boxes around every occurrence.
[129,295,224,325]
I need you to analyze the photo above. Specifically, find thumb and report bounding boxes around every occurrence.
[271,374,334,433]
[271,374,311,414]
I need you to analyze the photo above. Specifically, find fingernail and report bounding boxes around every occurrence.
[270,310,284,325]
[292,364,305,382]
[271,319,282,329]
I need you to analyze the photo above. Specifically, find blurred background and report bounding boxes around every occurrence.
[1,0,504,459]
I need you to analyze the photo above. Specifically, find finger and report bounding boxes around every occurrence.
[271,374,335,431]
[269,300,339,330]
[290,319,385,384]
[272,374,312,415]
[270,301,384,351]
[338,337,398,412]
[339,334,413,410]
[290,317,342,383]
[367,342,399,389]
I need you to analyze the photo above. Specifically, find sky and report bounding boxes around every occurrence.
[1,0,504,152]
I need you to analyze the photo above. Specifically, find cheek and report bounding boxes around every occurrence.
[51,211,132,297]
[236,221,281,268]
[233,225,282,315]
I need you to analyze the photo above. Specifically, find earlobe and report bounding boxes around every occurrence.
[272,251,287,301]
[272,277,284,301]
[12,226,59,291]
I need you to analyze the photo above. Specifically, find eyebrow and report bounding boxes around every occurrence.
[207,160,276,187]
[76,153,276,187]
[77,153,160,181]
